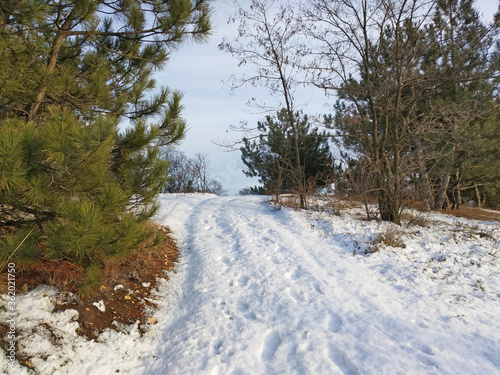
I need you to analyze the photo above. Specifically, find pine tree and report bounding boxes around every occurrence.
[241,110,334,198]
[304,0,499,221]
[0,0,212,294]
[307,0,432,223]
[417,0,499,210]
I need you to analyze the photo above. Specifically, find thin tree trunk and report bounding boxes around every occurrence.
[474,185,484,208]
[453,170,462,209]
[436,169,451,210]
[29,13,75,120]
[416,139,434,210]
[436,138,456,210]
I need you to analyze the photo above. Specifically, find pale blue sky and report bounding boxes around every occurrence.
[158,0,499,195]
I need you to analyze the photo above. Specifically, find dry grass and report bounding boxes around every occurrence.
[366,226,407,254]
[323,198,358,216]
[405,200,500,222]
[280,195,303,209]
[401,211,430,227]
[273,194,364,216]
[347,194,379,204]
[270,194,306,210]
[439,207,500,222]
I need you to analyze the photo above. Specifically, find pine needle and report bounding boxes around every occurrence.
[0,227,35,272]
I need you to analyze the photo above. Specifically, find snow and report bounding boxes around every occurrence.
[1,194,499,374]
[92,301,106,312]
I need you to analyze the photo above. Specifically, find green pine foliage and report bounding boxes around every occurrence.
[0,109,166,287]
[241,110,334,195]
[318,0,499,219]
[460,114,500,208]
[418,0,499,209]
[0,0,212,294]
[78,263,104,298]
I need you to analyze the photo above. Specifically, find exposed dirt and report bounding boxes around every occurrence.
[0,225,179,345]
[439,207,500,222]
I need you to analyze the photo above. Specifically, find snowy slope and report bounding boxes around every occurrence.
[1,194,499,375]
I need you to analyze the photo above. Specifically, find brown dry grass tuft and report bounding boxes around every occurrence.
[279,194,303,209]
[439,207,500,222]
[401,211,430,227]
[366,226,407,254]
[323,198,358,216]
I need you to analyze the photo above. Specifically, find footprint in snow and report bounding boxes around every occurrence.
[417,343,435,356]
[213,339,224,355]
[288,288,306,303]
[262,330,282,361]
[261,236,274,244]
[236,299,250,313]
[313,282,325,295]
[416,352,439,370]
[328,312,343,333]
[221,256,232,266]
[327,343,359,375]
[237,275,250,287]
[287,268,301,280]
[244,311,257,321]
[270,255,280,264]
[235,299,257,320]
[198,355,209,370]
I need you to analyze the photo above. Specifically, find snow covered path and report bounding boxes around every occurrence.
[2,194,499,374]
[152,194,365,374]
[147,194,499,375]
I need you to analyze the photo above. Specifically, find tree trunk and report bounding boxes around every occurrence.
[378,163,401,224]
[299,193,306,209]
[29,12,75,120]
[274,160,283,203]
[435,167,451,210]
[378,189,401,225]
[452,170,462,209]
[416,139,434,210]
[474,185,485,208]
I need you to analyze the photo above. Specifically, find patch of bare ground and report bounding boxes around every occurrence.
[404,201,500,223]
[439,207,500,223]
[0,224,178,355]
[53,225,178,340]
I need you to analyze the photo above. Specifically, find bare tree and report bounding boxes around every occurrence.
[302,0,437,223]
[161,149,226,195]
[219,0,309,207]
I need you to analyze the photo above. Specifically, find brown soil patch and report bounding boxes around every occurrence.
[1,224,179,348]
[439,207,500,222]
[52,225,179,340]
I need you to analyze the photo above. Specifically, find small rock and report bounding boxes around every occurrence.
[147,317,158,325]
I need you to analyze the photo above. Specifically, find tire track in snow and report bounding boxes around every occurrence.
[150,195,352,374]
[202,196,354,374]
[211,197,357,374]
[151,195,458,375]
